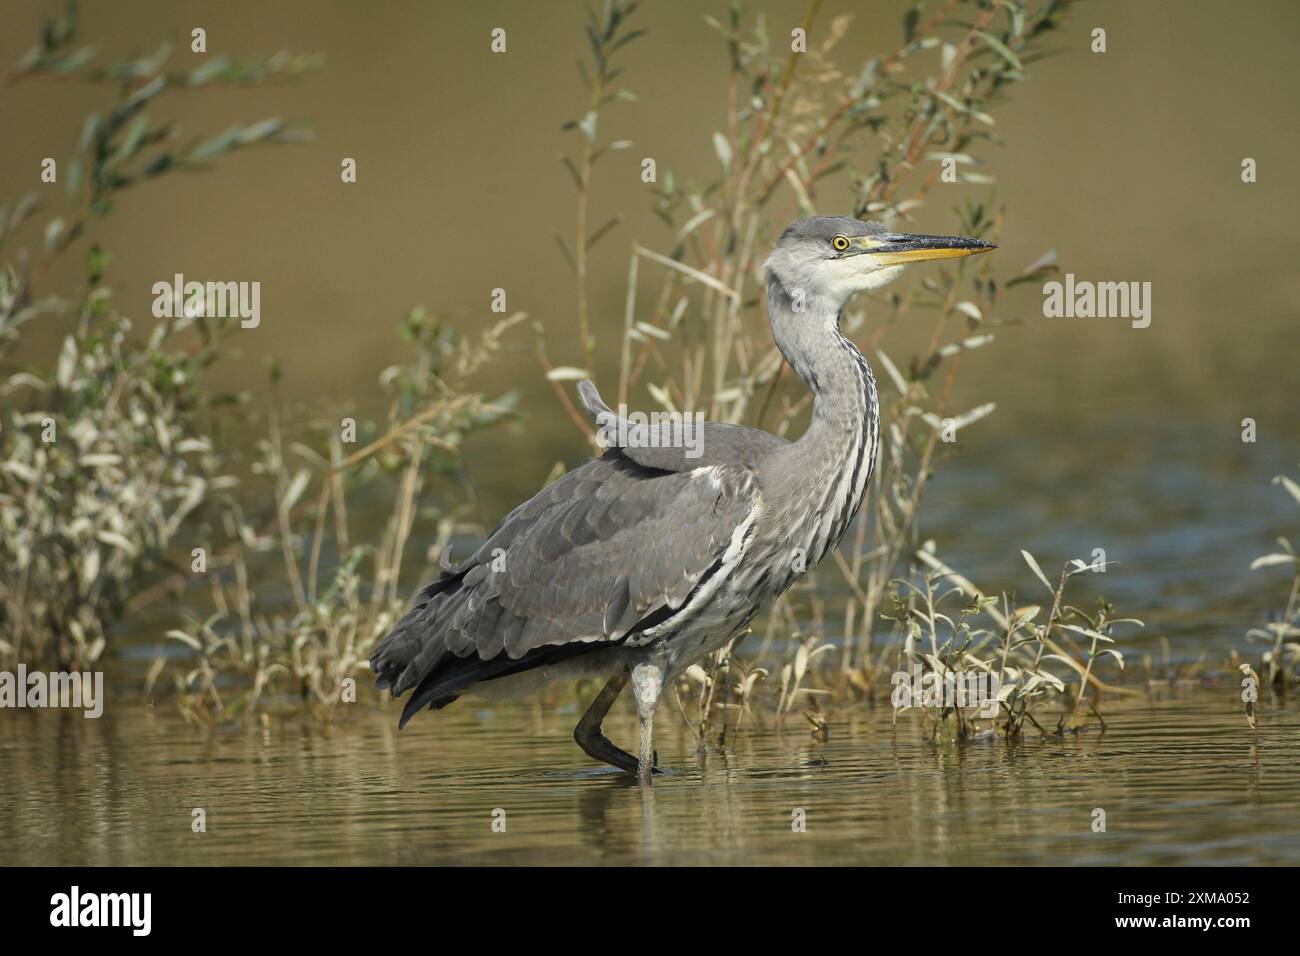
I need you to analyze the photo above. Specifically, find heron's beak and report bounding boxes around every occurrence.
[853,232,996,265]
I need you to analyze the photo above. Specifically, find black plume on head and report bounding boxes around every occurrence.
[778,216,885,244]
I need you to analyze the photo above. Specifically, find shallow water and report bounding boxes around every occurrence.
[2,691,1297,866]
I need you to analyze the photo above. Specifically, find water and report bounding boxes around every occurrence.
[3,691,1297,866]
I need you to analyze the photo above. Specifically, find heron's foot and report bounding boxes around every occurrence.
[575,727,640,775]
[573,669,666,778]
[574,672,638,773]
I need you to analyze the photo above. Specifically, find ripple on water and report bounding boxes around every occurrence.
[0,693,1296,865]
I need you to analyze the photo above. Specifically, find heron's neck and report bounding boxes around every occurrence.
[766,275,880,556]
[767,276,877,439]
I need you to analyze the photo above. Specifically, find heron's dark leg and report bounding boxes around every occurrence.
[573,672,638,774]
[631,661,665,784]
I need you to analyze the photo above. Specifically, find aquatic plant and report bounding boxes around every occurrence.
[0,5,511,711]
[0,2,315,669]
[162,309,517,720]
[1246,468,1300,692]
[888,545,1138,738]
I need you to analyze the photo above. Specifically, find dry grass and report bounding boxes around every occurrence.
[161,309,518,720]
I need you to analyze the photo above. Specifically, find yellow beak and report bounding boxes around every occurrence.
[851,232,997,265]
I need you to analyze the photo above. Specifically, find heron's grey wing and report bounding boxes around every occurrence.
[577,378,786,472]
[369,450,758,723]
[476,454,756,649]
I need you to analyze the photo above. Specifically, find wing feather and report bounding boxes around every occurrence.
[578,378,786,472]
[370,447,758,718]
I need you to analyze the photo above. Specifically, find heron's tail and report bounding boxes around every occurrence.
[371,568,543,728]
[369,572,467,717]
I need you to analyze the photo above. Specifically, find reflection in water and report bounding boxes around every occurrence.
[2,694,1296,865]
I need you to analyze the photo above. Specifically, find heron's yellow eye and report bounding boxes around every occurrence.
[831,235,850,252]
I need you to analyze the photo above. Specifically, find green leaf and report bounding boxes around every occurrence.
[902,4,921,43]
[545,366,590,382]
[1060,623,1115,645]
[712,131,732,171]
[1021,549,1054,593]
[1273,474,1300,506]
[1250,553,1298,571]
[977,30,1024,71]
[44,217,65,251]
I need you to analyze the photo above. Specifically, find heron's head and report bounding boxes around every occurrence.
[764,216,996,309]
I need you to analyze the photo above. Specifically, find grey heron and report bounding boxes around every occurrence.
[371,216,995,781]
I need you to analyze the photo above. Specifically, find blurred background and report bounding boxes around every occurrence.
[3,0,1299,651]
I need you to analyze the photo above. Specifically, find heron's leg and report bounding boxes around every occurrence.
[630,661,664,784]
[573,672,638,774]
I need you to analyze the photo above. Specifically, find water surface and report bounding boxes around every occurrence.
[3,693,1296,866]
